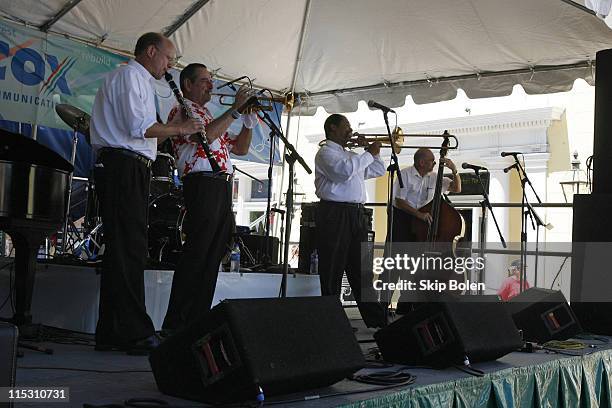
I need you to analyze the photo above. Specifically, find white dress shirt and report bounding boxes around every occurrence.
[393,165,451,209]
[315,141,386,203]
[90,60,158,160]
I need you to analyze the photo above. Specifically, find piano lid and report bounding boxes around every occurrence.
[0,128,73,172]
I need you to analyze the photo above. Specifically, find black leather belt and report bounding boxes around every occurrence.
[186,171,233,182]
[98,147,152,168]
[320,200,364,208]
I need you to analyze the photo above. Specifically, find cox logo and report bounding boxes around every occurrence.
[0,40,73,95]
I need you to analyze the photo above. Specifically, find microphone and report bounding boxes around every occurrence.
[503,163,518,173]
[462,162,488,172]
[367,100,395,113]
[218,75,248,90]
[501,151,521,157]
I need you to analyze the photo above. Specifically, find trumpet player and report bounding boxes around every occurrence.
[314,114,388,328]
[162,63,260,334]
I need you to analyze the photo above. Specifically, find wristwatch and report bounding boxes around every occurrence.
[230,109,241,119]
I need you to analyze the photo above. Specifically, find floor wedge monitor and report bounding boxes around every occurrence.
[149,296,365,404]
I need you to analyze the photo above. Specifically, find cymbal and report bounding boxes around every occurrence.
[55,104,91,142]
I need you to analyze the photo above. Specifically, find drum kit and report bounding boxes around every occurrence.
[55,104,186,265]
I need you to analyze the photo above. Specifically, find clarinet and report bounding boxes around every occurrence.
[164,72,222,173]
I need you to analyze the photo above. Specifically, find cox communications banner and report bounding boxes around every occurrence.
[0,19,126,129]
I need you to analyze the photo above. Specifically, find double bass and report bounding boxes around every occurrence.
[413,133,466,291]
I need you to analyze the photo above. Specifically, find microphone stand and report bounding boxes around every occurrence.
[256,108,311,297]
[261,127,276,268]
[472,169,506,294]
[382,111,403,321]
[233,165,263,185]
[507,154,544,291]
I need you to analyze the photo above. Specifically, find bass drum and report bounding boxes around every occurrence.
[148,192,186,265]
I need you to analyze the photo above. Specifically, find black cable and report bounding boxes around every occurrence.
[549,256,570,290]
[454,364,484,377]
[351,368,417,386]
[586,155,593,192]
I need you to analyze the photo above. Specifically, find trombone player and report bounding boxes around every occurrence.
[314,114,388,328]
[162,63,260,334]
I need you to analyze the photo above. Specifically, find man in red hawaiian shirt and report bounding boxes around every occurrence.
[162,63,258,333]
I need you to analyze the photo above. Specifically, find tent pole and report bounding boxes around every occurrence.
[289,0,312,95]
[274,0,311,237]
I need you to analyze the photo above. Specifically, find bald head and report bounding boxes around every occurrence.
[134,32,176,80]
[414,148,436,175]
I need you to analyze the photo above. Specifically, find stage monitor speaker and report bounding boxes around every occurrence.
[505,288,581,343]
[0,322,17,408]
[374,295,522,368]
[149,296,365,404]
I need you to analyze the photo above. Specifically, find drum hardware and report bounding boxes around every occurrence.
[148,192,186,265]
[72,177,104,260]
[54,104,91,255]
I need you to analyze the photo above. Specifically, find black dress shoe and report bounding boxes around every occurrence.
[125,334,162,356]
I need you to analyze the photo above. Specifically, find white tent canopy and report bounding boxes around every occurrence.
[2,0,612,114]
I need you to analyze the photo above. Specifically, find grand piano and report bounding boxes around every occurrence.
[0,129,72,326]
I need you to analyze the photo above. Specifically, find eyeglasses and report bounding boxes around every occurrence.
[154,45,178,66]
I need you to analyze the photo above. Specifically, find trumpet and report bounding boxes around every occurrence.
[211,92,295,112]
[347,127,459,152]
[347,127,405,154]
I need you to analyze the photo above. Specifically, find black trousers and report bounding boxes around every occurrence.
[162,174,234,332]
[94,151,155,343]
[315,201,386,328]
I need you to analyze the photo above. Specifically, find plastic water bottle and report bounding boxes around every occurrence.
[309,249,319,275]
[230,244,241,273]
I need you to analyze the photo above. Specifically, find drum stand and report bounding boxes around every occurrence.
[59,127,80,254]
[71,175,104,260]
[72,220,104,260]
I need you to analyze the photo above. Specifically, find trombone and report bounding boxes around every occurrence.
[347,128,405,154]
[347,127,458,153]
[211,92,295,112]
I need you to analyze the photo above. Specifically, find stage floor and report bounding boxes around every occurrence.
[12,324,612,407]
